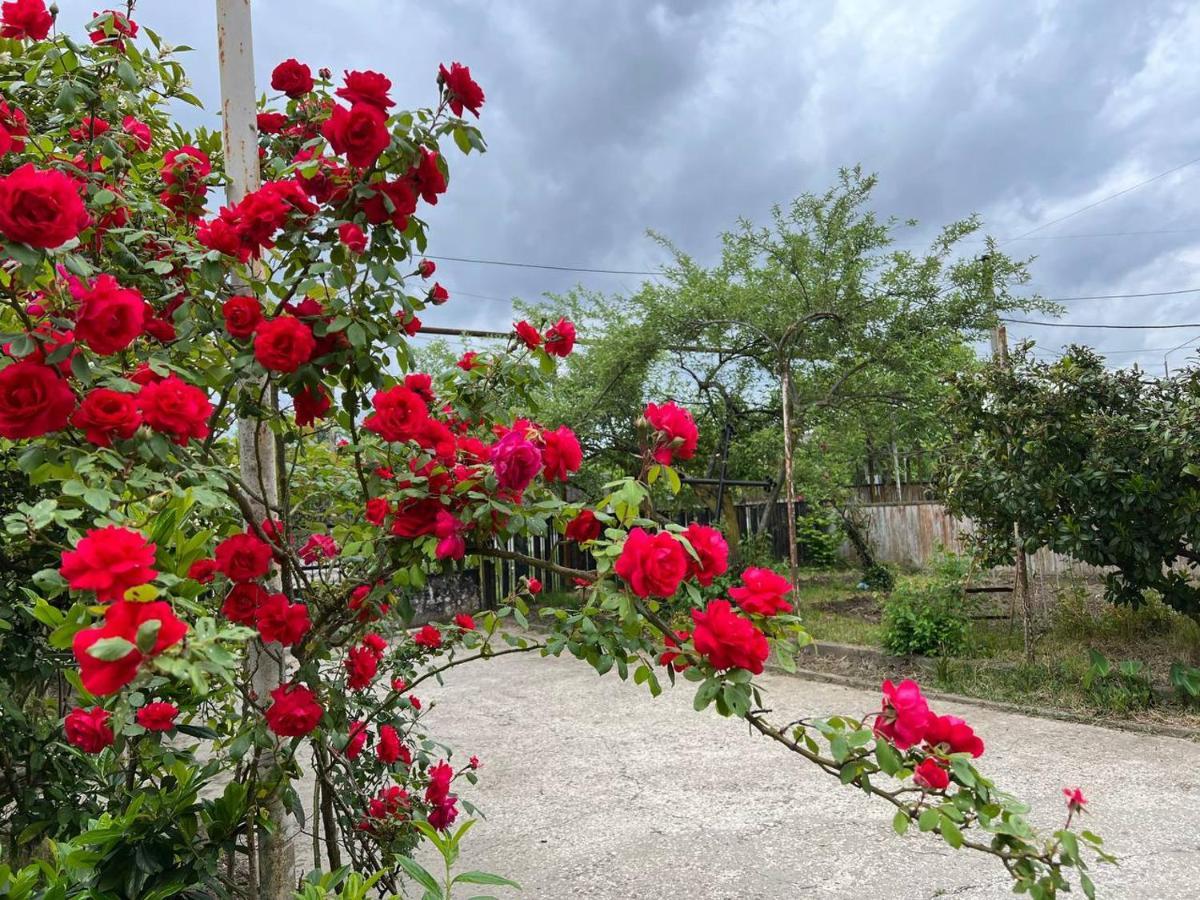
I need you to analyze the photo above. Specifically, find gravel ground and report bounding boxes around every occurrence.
[298,650,1200,899]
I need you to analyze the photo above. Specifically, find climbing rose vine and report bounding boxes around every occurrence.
[0,4,1108,898]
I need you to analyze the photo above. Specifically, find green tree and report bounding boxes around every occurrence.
[536,168,1041,572]
[939,345,1200,615]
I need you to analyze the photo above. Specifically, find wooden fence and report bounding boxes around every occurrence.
[845,498,1103,579]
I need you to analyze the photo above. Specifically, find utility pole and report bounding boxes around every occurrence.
[215,1,295,894]
[983,256,1032,662]
[780,358,801,591]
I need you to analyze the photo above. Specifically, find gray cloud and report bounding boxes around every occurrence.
[50,0,1200,368]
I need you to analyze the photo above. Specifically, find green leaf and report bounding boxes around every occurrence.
[135,619,162,654]
[940,817,963,849]
[83,489,111,512]
[394,855,442,897]
[917,808,939,832]
[874,739,901,776]
[452,872,521,889]
[86,636,136,661]
[892,809,909,835]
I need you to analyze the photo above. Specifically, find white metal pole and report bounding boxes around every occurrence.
[214,2,295,894]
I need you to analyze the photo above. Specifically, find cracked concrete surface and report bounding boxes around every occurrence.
[332,651,1200,898]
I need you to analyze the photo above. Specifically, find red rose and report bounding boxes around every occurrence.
[0,359,75,439]
[363,632,387,657]
[456,350,478,371]
[1063,787,1087,814]
[0,164,90,248]
[418,259,436,278]
[404,372,434,403]
[426,760,454,803]
[913,758,950,791]
[223,582,268,625]
[293,384,331,427]
[338,221,367,253]
[389,497,442,538]
[344,644,378,690]
[71,274,146,355]
[659,629,691,671]
[564,509,602,543]
[681,524,730,587]
[264,683,322,737]
[434,510,466,561]
[874,679,933,750]
[407,147,447,205]
[60,526,157,603]
[336,70,394,110]
[70,116,110,142]
[644,401,698,465]
[222,295,262,339]
[454,613,477,630]
[254,315,316,372]
[71,388,140,447]
[729,566,792,615]
[64,706,113,753]
[0,101,29,155]
[924,714,984,758]
[1,0,52,40]
[137,375,212,445]
[429,282,450,305]
[526,579,542,595]
[299,533,338,563]
[514,320,541,349]
[322,102,390,168]
[364,385,428,443]
[161,145,211,187]
[136,701,178,732]
[365,497,390,525]
[413,624,442,649]
[398,311,422,336]
[187,558,218,584]
[614,527,688,598]
[256,111,288,134]
[690,599,769,674]
[120,115,152,151]
[271,59,314,98]
[438,62,485,117]
[540,425,582,482]
[544,318,576,357]
[214,532,273,582]
[72,599,188,695]
[344,720,369,758]
[255,592,311,646]
[376,723,406,764]
[491,430,542,492]
[88,9,137,48]
[360,178,416,229]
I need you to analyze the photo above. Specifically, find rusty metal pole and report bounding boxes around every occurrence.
[214,1,296,894]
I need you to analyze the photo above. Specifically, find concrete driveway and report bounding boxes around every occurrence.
[405,651,1199,900]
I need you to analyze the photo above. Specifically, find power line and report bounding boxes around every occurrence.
[1000,227,1200,241]
[1001,152,1200,244]
[427,254,662,276]
[1002,318,1200,330]
[1043,286,1200,302]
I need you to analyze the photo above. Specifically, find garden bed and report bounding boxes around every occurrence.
[792,570,1200,732]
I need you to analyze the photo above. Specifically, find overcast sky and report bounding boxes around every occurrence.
[54,1,1200,372]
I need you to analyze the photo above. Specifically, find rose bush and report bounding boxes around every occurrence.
[0,4,1107,899]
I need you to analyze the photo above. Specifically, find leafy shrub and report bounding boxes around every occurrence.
[794,508,842,568]
[881,575,971,657]
[1081,650,1153,712]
